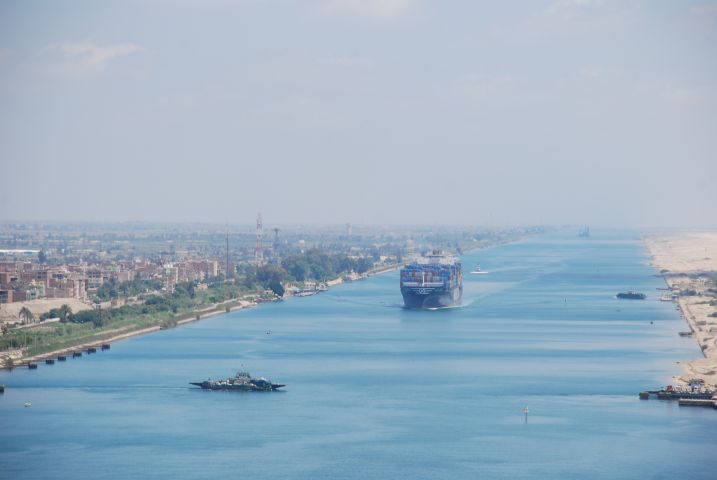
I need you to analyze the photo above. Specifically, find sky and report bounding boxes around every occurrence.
[1,0,716,227]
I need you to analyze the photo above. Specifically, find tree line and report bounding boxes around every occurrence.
[241,249,375,296]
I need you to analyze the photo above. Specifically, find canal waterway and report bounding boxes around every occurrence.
[1,230,715,479]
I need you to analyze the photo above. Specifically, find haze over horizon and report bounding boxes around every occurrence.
[1,1,716,227]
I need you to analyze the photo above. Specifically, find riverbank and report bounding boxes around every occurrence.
[7,298,259,366]
[645,232,717,388]
[3,264,403,367]
[2,234,534,368]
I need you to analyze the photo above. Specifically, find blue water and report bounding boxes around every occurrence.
[1,230,715,479]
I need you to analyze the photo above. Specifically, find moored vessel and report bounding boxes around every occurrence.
[616,291,646,300]
[640,380,714,400]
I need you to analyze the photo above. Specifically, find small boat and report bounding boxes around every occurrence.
[24,402,32,408]
[294,289,319,297]
[28,363,38,370]
[101,344,111,351]
[45,359,55,365]
[470,265,488,274]
[57,356,67,361]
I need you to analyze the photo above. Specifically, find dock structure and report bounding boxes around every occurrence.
[640,379,717,409]
[678,398,717,409]
[6,343,113,373]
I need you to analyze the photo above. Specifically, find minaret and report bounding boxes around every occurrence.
[225,225,230,280]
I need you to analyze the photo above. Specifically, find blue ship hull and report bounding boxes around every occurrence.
[401,285,462,309]
[400,251,463,309]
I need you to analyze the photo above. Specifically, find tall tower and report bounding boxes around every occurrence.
[346,222,352,238]
[225,225,230,280]
[255,212,263,266]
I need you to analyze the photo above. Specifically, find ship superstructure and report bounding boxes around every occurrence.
[400,250,462,309]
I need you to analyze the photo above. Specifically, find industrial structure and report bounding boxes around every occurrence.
[254,212,263,266]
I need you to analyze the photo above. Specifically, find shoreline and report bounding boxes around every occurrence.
[13,299,258,366]
[5,266,403,368]
[644,233,717,388]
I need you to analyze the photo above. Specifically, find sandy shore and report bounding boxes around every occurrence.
[0,298,93,324]
[645,232,717,387]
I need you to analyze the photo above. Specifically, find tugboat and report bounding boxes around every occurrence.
[616,291,646,300]
[190,371,285,391]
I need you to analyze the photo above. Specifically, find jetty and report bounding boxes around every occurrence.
[678,398,717,408]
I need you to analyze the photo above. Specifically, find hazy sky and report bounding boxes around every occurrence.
[1,0,716,227]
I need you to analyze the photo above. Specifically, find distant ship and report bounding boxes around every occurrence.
[400,250,462,309]
[616,291,646,300]
[470,265,488,274]
[578,226,590,237]
[190,371,285,391]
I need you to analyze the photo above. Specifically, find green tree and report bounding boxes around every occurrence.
[19,306,34,324]
[58,304,72,323]
[268,279,285,297]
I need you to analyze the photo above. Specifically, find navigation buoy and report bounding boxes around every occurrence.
[522,406,529,424]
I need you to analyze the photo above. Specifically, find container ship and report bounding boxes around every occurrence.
[400,250,462,309]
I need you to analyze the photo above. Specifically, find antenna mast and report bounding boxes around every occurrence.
[273,228,279,262]
[255,213,263,266]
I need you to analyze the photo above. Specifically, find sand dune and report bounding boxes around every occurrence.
[646,232,717,387]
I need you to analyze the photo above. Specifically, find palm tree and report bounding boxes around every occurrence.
[58,304,72,323]
[2,356,13,371]
[19,306,34,325]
